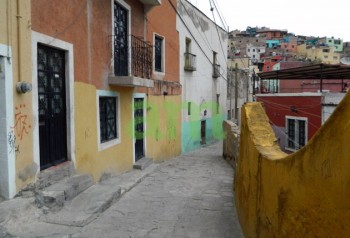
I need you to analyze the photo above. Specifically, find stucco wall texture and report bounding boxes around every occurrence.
[235,91,350,237]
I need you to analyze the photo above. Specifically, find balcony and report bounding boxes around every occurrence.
[109,35,154,88]
[212,63,220,78]
[184,52,197,71]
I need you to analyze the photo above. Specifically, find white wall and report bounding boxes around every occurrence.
[0,44,16,199]
[322,92,346,123]
[177,0,228,121]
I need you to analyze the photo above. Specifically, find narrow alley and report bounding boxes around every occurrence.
[0,142,244,238]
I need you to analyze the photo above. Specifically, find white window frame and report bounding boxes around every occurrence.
[153,33,165,76]
[97,90,121,151]
[285,116,308,152]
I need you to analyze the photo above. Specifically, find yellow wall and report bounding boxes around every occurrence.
[146,95,182,162]
[235,92,350,237]
[0,0,35,191]
[74,82,134,181]
[296,44,340,64]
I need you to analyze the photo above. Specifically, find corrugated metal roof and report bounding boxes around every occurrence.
[258,64,350,80]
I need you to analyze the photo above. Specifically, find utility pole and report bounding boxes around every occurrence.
[246,59,250,102]
[234,63,238,121]
[228,68,232,120]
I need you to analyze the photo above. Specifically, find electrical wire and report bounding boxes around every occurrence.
[167,0,229,82]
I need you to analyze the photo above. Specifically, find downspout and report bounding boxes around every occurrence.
[16,0,22,82]
[6,0,11,62]
[15,0,32,94]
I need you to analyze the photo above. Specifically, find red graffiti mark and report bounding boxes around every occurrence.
[11,104,31,140]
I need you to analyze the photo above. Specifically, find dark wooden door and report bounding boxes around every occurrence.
[37,44,67,170]
[134,98,144,161]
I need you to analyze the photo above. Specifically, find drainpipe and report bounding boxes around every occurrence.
[6,0,11,62]
[15,0,32,94]
[16,0,22,82]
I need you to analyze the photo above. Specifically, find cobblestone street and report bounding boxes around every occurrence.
[1,142,243,238]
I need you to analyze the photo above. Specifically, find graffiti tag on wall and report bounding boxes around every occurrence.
[12,104,32,140]
[8,104,31,154]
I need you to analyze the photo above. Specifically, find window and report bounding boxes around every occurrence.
[323,49,330,53]
[113,1,129,76]
[333,56,338,60]
[324,55,328,59]
[285,116,307,151]
[97,90,120,149]
[216,94,220,114]
[184,38,196,71]
[212,51,220,78]
[248,49,251,52]
[154,35,163,72]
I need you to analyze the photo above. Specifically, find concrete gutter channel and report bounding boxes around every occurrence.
[0,163,159,232]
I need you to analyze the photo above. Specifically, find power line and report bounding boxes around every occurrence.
[208,0,227,62]
[168,0,229,82]
[211,0,228,31]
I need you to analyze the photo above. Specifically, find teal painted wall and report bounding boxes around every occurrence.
[181,114,226,153]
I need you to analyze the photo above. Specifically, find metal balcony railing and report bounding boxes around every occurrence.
[184,52,197,71]
[131,35,152,79]
[213,63,220,78]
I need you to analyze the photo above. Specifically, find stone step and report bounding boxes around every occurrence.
[37,161,75,190]
[133,157,153,170]
[41,182,121,227]
[36,174,94,209]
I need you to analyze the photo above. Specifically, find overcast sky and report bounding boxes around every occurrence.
[188,0,350,42]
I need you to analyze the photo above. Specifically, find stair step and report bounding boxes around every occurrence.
[133,157,153,170]
[36,174,94,208]
[41,183,121,227]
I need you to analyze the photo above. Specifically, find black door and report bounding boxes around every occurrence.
[201,120,206,145]
[134,98,144,161]
[37,44,68,170]
[114,2,128,76]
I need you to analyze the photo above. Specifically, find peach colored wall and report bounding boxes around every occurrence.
[146,0,179,83]
[32,0,145,89]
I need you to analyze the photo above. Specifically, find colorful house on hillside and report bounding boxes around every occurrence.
[177,0,228,152]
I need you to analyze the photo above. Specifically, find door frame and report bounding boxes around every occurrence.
[32,31,75,171]
[132,93,147,163]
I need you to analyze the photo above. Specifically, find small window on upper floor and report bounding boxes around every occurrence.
[154,35,164,72]
[184,38,196,71]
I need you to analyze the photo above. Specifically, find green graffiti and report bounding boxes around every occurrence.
[125,98,225,141]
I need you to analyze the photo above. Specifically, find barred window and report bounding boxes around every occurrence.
[99,96,117,143]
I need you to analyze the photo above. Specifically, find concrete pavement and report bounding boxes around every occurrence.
[0,141,244,238]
